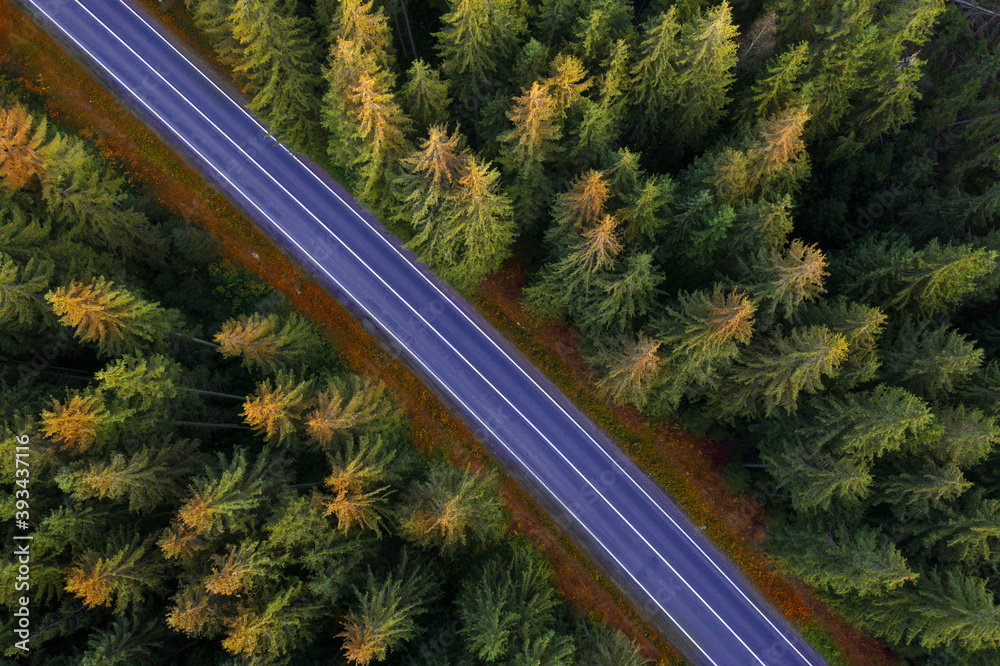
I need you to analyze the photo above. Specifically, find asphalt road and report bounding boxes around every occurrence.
[16,1,828,663]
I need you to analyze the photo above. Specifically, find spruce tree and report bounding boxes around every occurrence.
[762,443,872,512]
[0,253,53,328]
[883,320,984,399]
[94,354,181,413]
[203,540,274,596]
[933,405,1000,468]
[593,333,663,408]
[755,238,828,318]
[435,0,527,99]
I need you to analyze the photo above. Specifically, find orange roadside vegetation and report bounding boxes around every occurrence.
[0,1,894,664]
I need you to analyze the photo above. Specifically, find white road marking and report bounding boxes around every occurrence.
[38,1,815,662]
[106,9,818,662]
[69,5,769,659]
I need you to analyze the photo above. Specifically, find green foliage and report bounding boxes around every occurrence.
[397,463,506,555]
[770,522,916,596]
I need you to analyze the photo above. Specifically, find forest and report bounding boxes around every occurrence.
[0,68,649,666]
[4,0,1000,663]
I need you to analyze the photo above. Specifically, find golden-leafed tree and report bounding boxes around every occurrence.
[554,169,611,229]
[215,312,322,374]
[398,463,505,555]
[166,583,224,638]
[64,536,163,613]
[318,435,395,534]
[0,103,46,190]
[45,278,169,356]
[221,584,318,660]
[594,333,663,408]
[758,238,828,318]
[305,375,394,446]
[542,54,592,113]
[203,540,273,596]
[580,213,623,271]
[242,373,313,443]
[40,390,112,455]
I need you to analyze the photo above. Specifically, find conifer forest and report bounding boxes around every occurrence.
[2,0,1000,664]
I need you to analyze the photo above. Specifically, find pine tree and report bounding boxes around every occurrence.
[769,522,916,596]
[398,463,505,555]
[593,333,663,408]
[501,81,562,215]
[856,570,1000,651]
[737,42,809,123]
[669,2,740,147]
[186,0,241,67]
[79,616,164,666]
[884,320,984,399]
[893,240,997,315]
[933,405,1000,468]
[809,385,934,460]
[653,286,756,410]
[882,462,972,520]
[317,435,397,535]
[629,7,682,136]
[305,375,394,446]
[38,133,162,259]
[438,156,516,290]
[580,624,647,666]
[64,536,164,613]
[215,311,323,374]
[166,448,272,549]
[587,252,663,334]
[718,325,848,418]
[242,373,313,443]
[794,297,886,388]
[0,102,46,190]
[756,238,828,318]
[435,0,527,99]
[221,584,319,660]
[94,354,181,413]
[203,540,274,596]
[338,554,440,664]
[0,253,53,328]
[458,543,560,661]
[400,60,452,130]
[763,443,872,512]
[46,278,171,356]
[40,390,112,455]
[230,0,321,150]
[56,439,202,513]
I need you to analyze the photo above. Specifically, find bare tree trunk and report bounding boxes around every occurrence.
[398,0,418,61]
[182,387,247,401]
[174,421,251,430]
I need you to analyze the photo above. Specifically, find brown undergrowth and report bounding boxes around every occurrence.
[0,1,892,663]
[0,1,676,661]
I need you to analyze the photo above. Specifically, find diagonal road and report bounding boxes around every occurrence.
[15,1,826,663]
